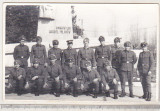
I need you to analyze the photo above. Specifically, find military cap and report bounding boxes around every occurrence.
[99,36,105,42]
[140,42,148,48]
[103,61,111,66]
[19,35,26,41]
[49,54,57,60]
[52,40,59,45]
[66,58,74,63]
[36,36,42,42]
[114,37,121,43]
[66,40,73,44]
[83,38,89,43]
[124,41,131,47]
[85,61,92,67]
[33,58,39,64]
[14,60,21,65]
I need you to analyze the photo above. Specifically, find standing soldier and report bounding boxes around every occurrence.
[30,36,47,67]
[13,35,30,71]
[46,54,64,97]
[62,40,77,67]
[63,58,82,97]
[82,61,101,98]
[111,37,123,90]
[137,42,154,101]
[78,38,96,74]
[27,59,47,96]
[8,60,27,96]
[101,61,119,99]
[48,40,63,65]
[119,41,137,97]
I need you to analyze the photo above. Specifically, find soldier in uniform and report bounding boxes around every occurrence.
[62,58,82,97]
[62,40,77,67]
[101,61,119,99]
[27,59,47,96]
[82,61,101,98]
[111,37,123,91]
[48,40,63,65]
[137,42,154,101]
[13,35,30,71]
[8,60,26,96]
[46,54,64,97]
[119,41,137,97]
[78,38,96,74]
[30,36,47,67]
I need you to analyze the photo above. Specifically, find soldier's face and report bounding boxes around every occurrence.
[68,44,73,48]
[142,47,147,51]
[125,47,130,51]
[20,40,25,45]
[37,40,42,45]
[105,66,111,70]
[53,45,58,48]
[68,62,73,67]
[115,42,120,47]
[83,41,89,47]
[14,64,20,68]
[33,63,39,68]
[100,41,105,46]
[86,66,92,71]
[50,60,56,65]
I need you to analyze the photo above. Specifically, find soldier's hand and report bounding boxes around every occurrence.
[44,63,48,67]
[32,76,38,80]
[93,78,98,83]
[113,79,117,84]
[148,71,152,75]
[24,82,30,89]
[81,84,84,90]
[105,84,109,91]
[93,66,97,69]
[43,82,48,89]
[73,77,77,82]
[7,83,12,89]
[65,83,69,88]
[17,75,22,80]
[55,76,60,82]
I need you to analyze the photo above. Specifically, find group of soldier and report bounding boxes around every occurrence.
[7,35,154,101]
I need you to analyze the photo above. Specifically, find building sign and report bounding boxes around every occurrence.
[49,27,71,34]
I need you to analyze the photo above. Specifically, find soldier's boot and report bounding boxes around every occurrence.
[114,93,118,99]
[119,91,126,97]
[35,92,39,96]
[106,91,110,97]
[55,89,60,97]
[129,91,134,98]
[93,93,97,98]
[73,90,78,97]
[146,92,151,101]
[139,93,147,99]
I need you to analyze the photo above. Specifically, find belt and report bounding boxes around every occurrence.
[82,58,89,60]
[18,56,25,58]
[123,61,132,63]
[98,56,108,59]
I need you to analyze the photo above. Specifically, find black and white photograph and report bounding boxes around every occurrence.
[4,3,159,104]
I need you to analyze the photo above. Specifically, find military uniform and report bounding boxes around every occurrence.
[30,37,47,66]
[119,41,137,97]
[101,62,119,99]
[8,60,26,95]
[137,42,154,101]
[27,60,47,96]
[62,58,82,97]
[82,61,101,98]
[13,36,29,70]
[62,40,77,66]
[46,55,65,96]
[48,40,63,65]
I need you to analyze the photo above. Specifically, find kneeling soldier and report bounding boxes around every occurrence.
[137,42,154,101]
[82,61,101,98]
[46,54,64,97]
[8,60,26,96]
[63,58,82,97]
[27,59,47,96]
[101,61,119,99]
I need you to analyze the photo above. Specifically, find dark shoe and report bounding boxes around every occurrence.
[73,93,78,97]
[139,94,146,99]
[17,93,22,96]
[129,93,134,98]
[55,93,60,97]
[92,93,97,98]
[119,92,126,97]
[146,92,151,101]
[106,92,110,97]
[114,94,118,99]
[35,92,39,96]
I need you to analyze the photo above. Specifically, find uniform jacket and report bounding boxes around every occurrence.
[9,67,26,83]
[137,51,154,74]
[95,45,112,66]
[63,65,82,82]
[62,48,77,66]
[78,47,96,68]
[48,48,63,65]
[119,50,137,71]
[46,64,63,79]
[82,69,101,83]
[111,45,123,69]
[27,66,47,82]
[101,68,119,86]
[30,44,47,65]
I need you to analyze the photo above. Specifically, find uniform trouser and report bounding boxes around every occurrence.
[51,79,65,93]
[17,58,28,71]
[121,71,133,93]
[67,80,81,93]
[32,78,44,94]
[97,66,103,92]
[115,68,122,83]
[15,78,25,94]
[103,82,118,94]
[140,74,151,94]
[83,81,99,94]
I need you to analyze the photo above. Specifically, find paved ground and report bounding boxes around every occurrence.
[5,84,157,103]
